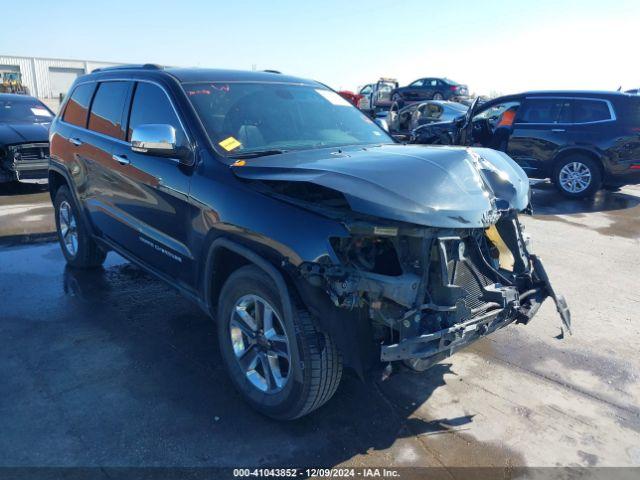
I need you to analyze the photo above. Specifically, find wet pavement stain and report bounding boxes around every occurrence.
[470,334,635,395]
[577,450,599,467]
[531,184,640,239]
[2,242,534,469]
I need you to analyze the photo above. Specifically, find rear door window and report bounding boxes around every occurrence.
[127,82,186,145]
[570,99,613,123]
[62,83,96,128]
[88,81,131,140]
[517,98,569,124]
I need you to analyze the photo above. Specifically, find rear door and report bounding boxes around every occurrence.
[420,79,438,100]
[82,80,135,240]
[508,97,570,177]
[110,81,194,282]
[53,82,97,202]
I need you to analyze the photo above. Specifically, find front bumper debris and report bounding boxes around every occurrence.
[299,212,571,369]
[1,143,50,183]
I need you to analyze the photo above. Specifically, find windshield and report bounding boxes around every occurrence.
[0,98,53,123]
[184,82,393,158]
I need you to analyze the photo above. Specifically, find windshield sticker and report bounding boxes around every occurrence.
[219,136,242,151]
[315,89,351,107]
[31,108,52,117]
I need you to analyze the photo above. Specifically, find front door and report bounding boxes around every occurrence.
[109,81,194,285]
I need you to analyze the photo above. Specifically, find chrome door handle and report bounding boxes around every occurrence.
[70,137,83,146]
[112,154,130,166]
[551,128,565,132]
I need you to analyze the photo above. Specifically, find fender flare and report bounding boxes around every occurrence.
[48,161,96,236]
[202,237,294,325]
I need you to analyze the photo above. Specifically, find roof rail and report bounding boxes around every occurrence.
[263,69,281,74]
[91,64,163,74]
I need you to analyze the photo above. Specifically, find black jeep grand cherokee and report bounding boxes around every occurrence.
[49,65,570,419]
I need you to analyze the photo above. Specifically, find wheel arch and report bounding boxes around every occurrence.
[48,169,68,202]
[201,236,376,378]
[202,237,295,326]
[48,163,97,237]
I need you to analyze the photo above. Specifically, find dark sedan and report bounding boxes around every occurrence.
[412,91,640,197]
[0,94,53,184]
[391,78,468,105]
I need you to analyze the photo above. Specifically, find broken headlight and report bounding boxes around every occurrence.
[329,236,402,276]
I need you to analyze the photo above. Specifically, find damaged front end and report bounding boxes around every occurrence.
[232,144,571,373]
[299,213,570,372]
[0,143,50,183]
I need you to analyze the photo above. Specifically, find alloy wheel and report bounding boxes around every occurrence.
[558,161,592,193]
[229,294,291,394]
[59,200,78,256]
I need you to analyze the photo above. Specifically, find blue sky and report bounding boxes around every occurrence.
[2,0,638,94]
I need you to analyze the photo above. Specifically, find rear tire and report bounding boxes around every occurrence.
[54,186,106,268]
[553,155,602,198]
[217,265,342,420]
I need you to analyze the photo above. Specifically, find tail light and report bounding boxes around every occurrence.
[450,86,459,91]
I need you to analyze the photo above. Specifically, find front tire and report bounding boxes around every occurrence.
[217,265,342,420]
[433,92,444,100]
[553,155,602,198]
[54,186,106,268]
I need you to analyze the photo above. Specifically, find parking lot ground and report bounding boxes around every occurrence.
[0,183,54,245]
[1,183,639,472]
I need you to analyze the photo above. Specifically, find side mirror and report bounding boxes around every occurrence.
[131,124,190,163]
[374,118,389,132]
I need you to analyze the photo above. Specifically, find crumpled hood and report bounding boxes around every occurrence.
[231,144,530,228]
[0,122,50,146]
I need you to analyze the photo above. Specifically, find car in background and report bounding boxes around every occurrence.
[337,90,362,106]
[391,78,468,106]
[626,88,639,95]
[0,93,54,184]
[388,100,468,134]
[357,78,398,116]
[412,91,640,197]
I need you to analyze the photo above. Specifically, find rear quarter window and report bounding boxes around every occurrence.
[616,97,640,126]
[571,99,612,123]
[62,83,96,127]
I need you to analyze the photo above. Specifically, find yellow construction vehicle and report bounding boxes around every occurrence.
[0,72,30,95]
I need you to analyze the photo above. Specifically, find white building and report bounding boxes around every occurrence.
[0,55,123,111]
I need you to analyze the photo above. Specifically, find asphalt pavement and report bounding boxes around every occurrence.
[1,181,639,473]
